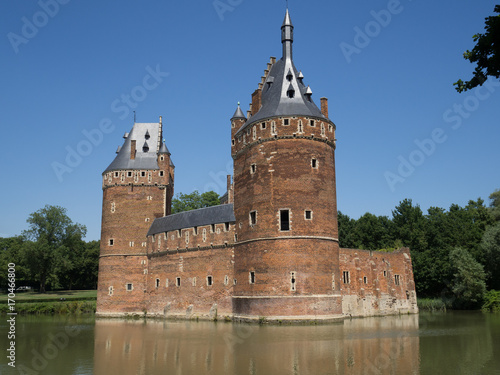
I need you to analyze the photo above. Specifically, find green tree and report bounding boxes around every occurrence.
[171,190,220,214]
[480,222,500,290]
[489,189,500,222]
[449,247,487,309]
[392,199,428,253]
[455,5,500,92]
[21,205,86,293]
[0,236,30,289]
[337,211,357,249]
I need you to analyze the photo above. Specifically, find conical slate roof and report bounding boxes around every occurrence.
[237,9,325,133]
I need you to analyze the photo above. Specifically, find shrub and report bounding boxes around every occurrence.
[482,290,500,312]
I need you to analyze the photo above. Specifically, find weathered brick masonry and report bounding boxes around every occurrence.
[96,9,418,321]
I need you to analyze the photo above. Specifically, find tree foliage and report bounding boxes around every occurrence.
[171,190,220,214]
[455,5,500,92]
[449,247,487,309]
[21,205,87,293]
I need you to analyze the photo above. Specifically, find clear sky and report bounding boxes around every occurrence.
[1,0,499,241]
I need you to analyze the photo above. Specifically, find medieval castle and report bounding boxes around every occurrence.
[96,10,418,322]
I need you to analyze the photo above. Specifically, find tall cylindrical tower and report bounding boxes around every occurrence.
[231,10,341,319]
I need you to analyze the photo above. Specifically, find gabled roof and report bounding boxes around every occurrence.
[147,204,235,236]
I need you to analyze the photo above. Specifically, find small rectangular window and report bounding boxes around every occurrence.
[225,222,230,232]
[211,224,216,233]
[363,276,368,284]
[284,119,289,126]
[311,159,317,168]
[249,271,255,284]
[395,275,400,286]
[114,172,119,178]
[127,171,132,177]
[141,171,146,177]
[224,275,229,286]
[305,210,312,220]
[233,279,237,285]
[280,209,290,231]
[251,164,256,174]
[343,271,350,284]
[194,227,198,235]
[261,122,266,129]
[109,239,114,246]
[383,270,387,277]
[250,211,257,225]
[310,120,315,127]
[207,276,213,286]
[176,277,181,287]
[126,283,133,291]
[155,278,160,288]
[159,171,164,177]
[177,229,182,238]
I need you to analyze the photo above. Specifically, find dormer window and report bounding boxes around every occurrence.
[286,69,293,82]
[287,84,295,98]
[143,141,149,153]
[145,130,150,140]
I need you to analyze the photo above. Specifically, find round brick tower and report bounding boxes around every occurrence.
[231,10,341,319]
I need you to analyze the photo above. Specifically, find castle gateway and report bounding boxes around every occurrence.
[96,10,418,322]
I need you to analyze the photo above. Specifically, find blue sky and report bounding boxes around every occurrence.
[1,0,499,241]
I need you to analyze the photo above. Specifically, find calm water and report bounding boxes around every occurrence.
[1,312,499,375]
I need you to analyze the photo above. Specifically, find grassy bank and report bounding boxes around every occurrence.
[0,290,96,315]
[417,298,449,312]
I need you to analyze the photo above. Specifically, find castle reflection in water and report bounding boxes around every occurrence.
[93,315,420,375]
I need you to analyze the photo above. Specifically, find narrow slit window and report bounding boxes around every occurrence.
[192,277,197,287]
[225,222,230,232]
[251,164,256,174]
[363,276,368,284]
[280,209,290,231]
[249,271,255,284]
[250,211,257,226]
[395,275,400,286]
[211,224,216,233]
[176,277,181,287]
[343,271,350,284]
[224,275,229,286]
[207,276,213,286]
[332,273,335,290]
[311,159,318,168]
[384,271,387,277]
[290,272,296,291]
[155,278,160,288]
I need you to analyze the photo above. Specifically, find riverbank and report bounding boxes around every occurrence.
[0,290,96,315]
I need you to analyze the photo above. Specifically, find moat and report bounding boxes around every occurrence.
[1,312,499,374]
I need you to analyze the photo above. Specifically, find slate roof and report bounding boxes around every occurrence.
[236,9,325,134]
[147,204,235,236]
[104,123,165,173]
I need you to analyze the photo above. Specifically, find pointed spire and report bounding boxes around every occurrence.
[281,9,294,60]
[231,102,247,120]
[159,139,171,155]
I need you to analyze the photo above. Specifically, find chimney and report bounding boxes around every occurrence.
[251,89,262,116]
[226,175,234,204]
[130,140,136,160]
[320,97,329,118]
